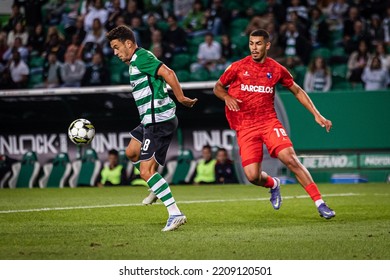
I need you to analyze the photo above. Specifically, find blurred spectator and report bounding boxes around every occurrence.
[164,14,187,53]
[78,42,103,66]
[82,18,107,48]
[220,34,234,65]
[65,16,86,46]
[324,0,349,31]
[42,52,63,88]
[143,0,170,19]
[18,0,44,30]
[382,6,390,46]
[122,0,143,26]
[105,0,127,11]
[79,0,95,16]
[280,21,312,65]
[8,50,29,89]
[105,0,124,31]
[244,13,275,36]
[215,148,237,184]
[27,24,45,56]
[0,32,8,64]
[60,49,86,87]
[141,13,161,50]
[2,37,29,63]
[266,0,286,27]
[3,4,25,33]
[190,32,222,72]
[304,56,332,92]
[182,0,206,37]
[308,6,329,49]
[205,0,231,36]
[193,145,216,185]
[150,30,172,66]
[372,41,390,71]
[367,14,384,48]
[347,39,371,88]
[84,0,108,32]
[82,52,110,86]
[151,43,172,66]
[343,5,366,40]
[173,0,194,21]
[7,21,28,47]
[343,19,371,54]
[286,0,309,24]
[43,28,66,63]
[0,68,14,89]
[361,56,390,90]
[43,0,67,26]
[128,16,145,47]
[66,34,82,56]
[265,22,284,61]
[97,149,127,187]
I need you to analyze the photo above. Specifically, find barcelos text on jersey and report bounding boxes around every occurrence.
[240,84,274,93]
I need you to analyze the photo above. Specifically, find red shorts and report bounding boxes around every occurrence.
[236,119,293,167]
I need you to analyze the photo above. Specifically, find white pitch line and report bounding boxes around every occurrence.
[0,193,360,214]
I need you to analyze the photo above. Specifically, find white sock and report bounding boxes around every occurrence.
[271,177,278,189]
[315,199,325,207]
[167,203,181,216]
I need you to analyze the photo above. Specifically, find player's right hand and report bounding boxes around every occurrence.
[224,95,242,111]
[180,97,198,108]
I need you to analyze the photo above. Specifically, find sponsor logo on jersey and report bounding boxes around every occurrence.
[267,72,272,79]
[240,84,274,93]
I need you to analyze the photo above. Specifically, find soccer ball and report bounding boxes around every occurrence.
[68,118,95,145]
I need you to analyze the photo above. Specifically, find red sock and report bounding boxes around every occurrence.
[263,176,275,188]
[304,183,322,201]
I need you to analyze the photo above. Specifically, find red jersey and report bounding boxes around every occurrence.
[219,56,294,131]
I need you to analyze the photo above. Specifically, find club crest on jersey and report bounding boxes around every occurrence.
[243,71,250,76]
[267,72,272,79]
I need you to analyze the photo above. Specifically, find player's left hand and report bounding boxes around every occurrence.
[316,115,332,132]
[179,97,198,108]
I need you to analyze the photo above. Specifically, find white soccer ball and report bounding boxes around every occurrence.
[68,118,95,145]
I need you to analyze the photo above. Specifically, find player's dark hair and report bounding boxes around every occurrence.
[106,25,135,43]
[108,149,119,156]
[250,29,270,40]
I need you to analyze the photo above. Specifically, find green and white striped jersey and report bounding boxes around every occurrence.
[128,48,176,125]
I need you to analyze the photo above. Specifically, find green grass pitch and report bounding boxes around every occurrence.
[0,183,389,260]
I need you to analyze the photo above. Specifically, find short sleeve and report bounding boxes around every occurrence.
[279,65,294,88]
[135,50,162,77]
[219,63,236,86]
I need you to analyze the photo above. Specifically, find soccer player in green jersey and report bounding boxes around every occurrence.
[107,25,198,231]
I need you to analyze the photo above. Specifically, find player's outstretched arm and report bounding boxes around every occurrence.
[288,82,332,132]
[157,64,198,108]
[214,80,242,111]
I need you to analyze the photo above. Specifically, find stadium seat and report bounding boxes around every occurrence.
[293,65,307,87]
[38,152,72,188]
[170,53,192,71]
[164,149,197,185]
[8,151,41,189]
[229,18,249,37]
[311,47,331,61]
[176,69,191,82]
[69,148,102,187]
[331,64,348,85]
[209,69,224,81]
[28,73,43,88]
[191,68,210,81]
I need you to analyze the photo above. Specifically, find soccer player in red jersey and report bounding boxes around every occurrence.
[213,29,335,219]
